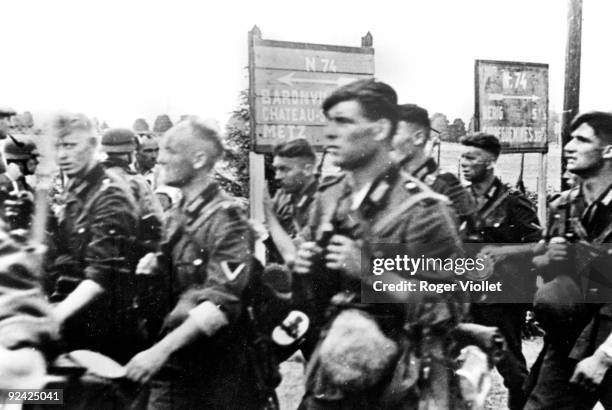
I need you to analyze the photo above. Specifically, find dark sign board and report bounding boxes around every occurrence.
[475,60,549,153]
[249,31,374,153]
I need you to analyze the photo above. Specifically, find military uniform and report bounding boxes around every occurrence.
[0,137,37,225]
[467,176,541,410]
[135,163,158,188]
[103,157,163,221]
[525,183,612,409]
[44,163,141,364]
[0,173,31,194]
[101,157,164,254]
[0,233,57,350]
[410,157,476,228]
[272,179,319,238]
[297,164,466,409]
[147,180,262,409]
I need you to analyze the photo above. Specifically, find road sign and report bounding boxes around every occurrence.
[475,60,549,153]
[249,30,374,152]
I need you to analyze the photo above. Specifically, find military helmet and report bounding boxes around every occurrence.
[0,107,16,119]
[3,137,37,161]
[101,128,137,154]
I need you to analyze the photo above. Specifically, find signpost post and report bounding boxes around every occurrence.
[248,27,374,260]
[474,60,549,224]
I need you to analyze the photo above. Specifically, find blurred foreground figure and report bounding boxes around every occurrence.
[125,118,267,409]
[44,113,142,364]
[0,231,57,390]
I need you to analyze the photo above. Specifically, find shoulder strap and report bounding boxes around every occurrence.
[479,190,512,221]
[181,198,239,248]
[370,191,448,236]
[593,219,612,244]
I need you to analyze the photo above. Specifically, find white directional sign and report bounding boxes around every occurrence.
[249,35,374,152]
[475,60,549,153]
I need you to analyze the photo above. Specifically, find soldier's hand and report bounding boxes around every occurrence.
[570,349,612,391]
[136,252,158,275]
[4,191,34,230]
[125,345,171,384]
[294,241,322,275]
[325,235,362,279]
[262,185,274,219]
[477,245,508,260]
[546,237,569,262]
[5,162,22,181]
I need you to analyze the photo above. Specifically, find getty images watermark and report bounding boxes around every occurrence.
[361,243,534,303]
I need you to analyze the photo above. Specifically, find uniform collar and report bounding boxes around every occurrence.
[66,163,106,201]
[344,163,400,213]
[469,175,501,199]
[411,157,438,181]
[182,179,219,218]
[576,181,612,207]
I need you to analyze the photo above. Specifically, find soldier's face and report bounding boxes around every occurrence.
[391,121,426,162]
[136,140,159,171]
[157,131,196,187]
[459,146,494,182]
[54,130,97,178]
[324,100,383,170]
[564,123,611,177]
[272,156,312,194]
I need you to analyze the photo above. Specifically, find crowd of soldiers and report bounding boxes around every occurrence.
[1,78,612,409]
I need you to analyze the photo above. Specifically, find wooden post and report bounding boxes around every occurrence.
[561,0,582,190]
[537,153,548,226]
[249,26,266,262]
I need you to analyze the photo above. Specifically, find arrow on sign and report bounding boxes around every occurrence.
[488,94,541,102]
[277,72,357,88]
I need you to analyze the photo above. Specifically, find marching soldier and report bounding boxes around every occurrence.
[264,138,319,264]
[0,137,38,229]
[0,106,16,140]
[525,111,612,409]
[459,133,542,410]
[294,79,466,409]
[125,118,264,409]
[134,131,159,187]
[44,113,142,364]
[0,137,38,192]
[0,107,17,175]
[392,103,476,229]
[100,128,164,246]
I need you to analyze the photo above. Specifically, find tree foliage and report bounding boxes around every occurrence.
[221,90,276,199]
[430,113,450,142]
[222,91,251,198]
[448,118,467,142]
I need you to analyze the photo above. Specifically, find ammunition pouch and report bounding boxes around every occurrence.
[244,307,281,408]
[533,274,591,342]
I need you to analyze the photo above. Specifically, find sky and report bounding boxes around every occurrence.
[2,0,611,130]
